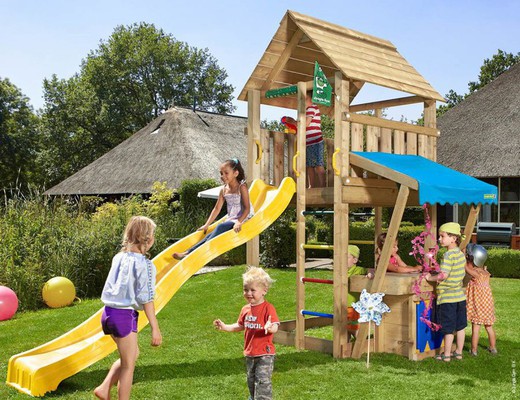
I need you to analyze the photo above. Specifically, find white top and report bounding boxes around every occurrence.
[101,251,156,311]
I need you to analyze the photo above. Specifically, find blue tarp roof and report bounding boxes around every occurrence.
[352,152,498,206]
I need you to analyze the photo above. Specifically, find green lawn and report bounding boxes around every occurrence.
[1,267,518,399]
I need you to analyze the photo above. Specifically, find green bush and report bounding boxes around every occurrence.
[260,208,296,268]
[486,248,520,278]
[177,179,219,227]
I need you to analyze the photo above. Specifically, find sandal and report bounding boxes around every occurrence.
[435,354,451,362]
[452,352,463,360]
[487,348,498,355]
[469,350,478,356]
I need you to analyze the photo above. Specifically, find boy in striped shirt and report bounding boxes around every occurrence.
[305,93,325,188]
[426,222,467,362]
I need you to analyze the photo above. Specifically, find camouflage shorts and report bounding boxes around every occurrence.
[245,355,274,400]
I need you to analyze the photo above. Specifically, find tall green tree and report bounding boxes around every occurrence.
[436,49,520,118]
[0,78,40,190]
[40,22,235,187]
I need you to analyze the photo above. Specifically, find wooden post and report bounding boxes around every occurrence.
[333,72,350,358]
[295,81,307,350]
[246,89,261,267]
[351,185,410,359]
[287,135,296,180]
[424,100,437,161]
[272,132,284,186]
[462,205,481,250]
[423,100,438,249]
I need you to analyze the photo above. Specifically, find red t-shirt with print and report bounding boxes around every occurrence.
[237,301,279,357]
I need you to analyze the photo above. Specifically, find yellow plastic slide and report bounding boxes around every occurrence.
[6,177,295,397]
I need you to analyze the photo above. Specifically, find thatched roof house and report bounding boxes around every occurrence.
[437,62,520,234]
[44,107,248,195]
[438,62,520,178]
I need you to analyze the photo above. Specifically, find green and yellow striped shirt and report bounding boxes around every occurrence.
[437,247,466,304]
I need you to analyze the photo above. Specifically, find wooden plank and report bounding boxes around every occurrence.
[423,100,437,161]
[349,153,419,190]
[261,130,270,182]
[273,132,285,186]
[406,132,418,155]
[418,134,428,157]
[352,185,410,359]
[350,273,432,295]
[291,45,339,69]
[461,205,481,250]
[273,330,295,347]
[350,122,364,177]
[366,125,379,152]
[350,96,426,113]
[408,297,416,360]
[298,184,419,207]
[295,81,307,350]
[299,31,441,92]
[394,130,405,154]
[325,138,334,187]
[345,113,439,137]
[380,127,392,153]
[287,134,296,179]
[285,58,337,78]
[290,10,396,49]
[301,33,442,95]
[304,336,334,354]
[246,90,261,267]
[333,73,350,358]
[278,316,333,331]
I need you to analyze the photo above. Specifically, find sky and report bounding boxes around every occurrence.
[1,0,519,123]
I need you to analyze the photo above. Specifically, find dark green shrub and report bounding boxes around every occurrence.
[260,208,296,268]
[382,206,426,227]
[178,179,219,225]
[486,248,520,278]
[79,196,104,213]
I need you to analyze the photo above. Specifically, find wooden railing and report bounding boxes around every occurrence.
[250,113,438,186]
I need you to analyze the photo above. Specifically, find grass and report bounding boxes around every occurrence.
[1,267,518,399]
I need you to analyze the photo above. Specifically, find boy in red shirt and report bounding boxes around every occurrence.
[214,267,279,400]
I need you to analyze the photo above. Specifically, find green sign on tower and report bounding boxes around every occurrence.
[312,62,332,107]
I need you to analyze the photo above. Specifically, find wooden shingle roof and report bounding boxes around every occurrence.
[239,10,444,109]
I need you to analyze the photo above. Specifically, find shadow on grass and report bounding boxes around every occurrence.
[360,335,518,386]
[45,335,519,397]
[49,350,332,396]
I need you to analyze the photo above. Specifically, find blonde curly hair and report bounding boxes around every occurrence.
[242,266,274,290]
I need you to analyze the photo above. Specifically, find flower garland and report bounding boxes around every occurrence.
[409,204,441,331]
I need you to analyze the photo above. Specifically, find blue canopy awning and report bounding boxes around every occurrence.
[351,152,498,206]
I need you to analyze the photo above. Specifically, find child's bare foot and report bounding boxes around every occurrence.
[94,386,110,400]
[173,252,186,260]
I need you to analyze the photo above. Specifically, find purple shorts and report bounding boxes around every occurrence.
[101,306,139,338]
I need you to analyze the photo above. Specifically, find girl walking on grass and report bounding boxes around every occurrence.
[465,244,497,356]
[173,158,253,260]
[95,216,162,400]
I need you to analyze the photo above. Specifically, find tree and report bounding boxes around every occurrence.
[436,49,520,118]
[40,22,235,187]
[0,78,40,190]
[468,49,520,93]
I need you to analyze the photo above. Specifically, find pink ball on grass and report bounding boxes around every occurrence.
[0,286,19,321]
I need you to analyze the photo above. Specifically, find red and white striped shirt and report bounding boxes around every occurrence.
[306,104,323,146]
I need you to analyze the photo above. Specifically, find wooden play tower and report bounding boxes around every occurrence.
[238,11,483,360]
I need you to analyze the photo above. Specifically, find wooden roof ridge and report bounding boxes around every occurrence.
[239,10,444,108]
[288,10,396,51]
